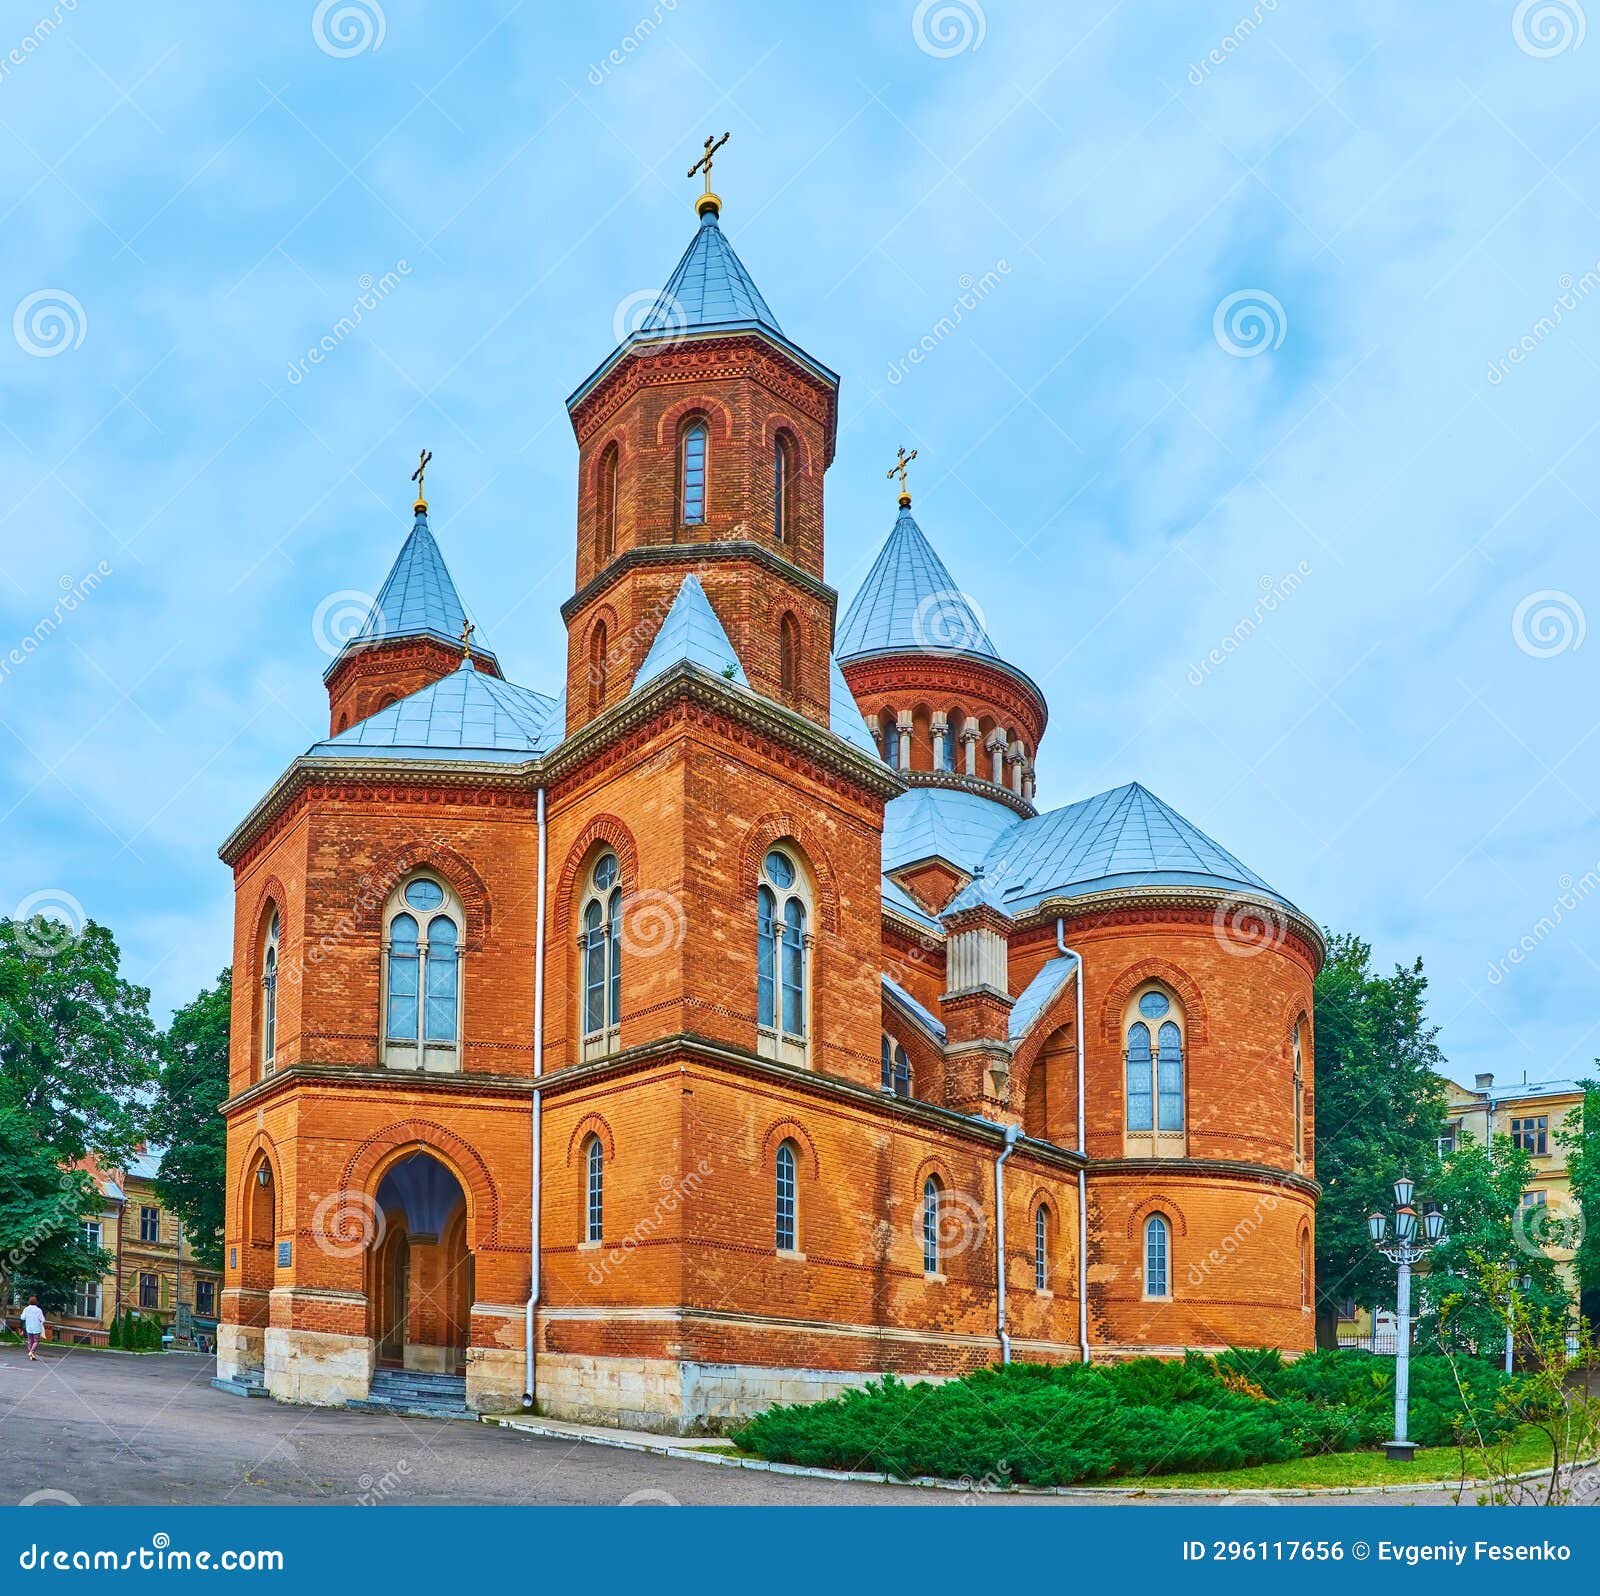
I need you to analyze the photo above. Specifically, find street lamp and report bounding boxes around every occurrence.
[1505,1273,1533,1374]
[1366,1176,1447,1462]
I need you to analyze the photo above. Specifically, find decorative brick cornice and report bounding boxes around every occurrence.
[1087,1157,1320,1201]
[839,648,1048,740]
[323,633,501,690]
[895,769,1035,817]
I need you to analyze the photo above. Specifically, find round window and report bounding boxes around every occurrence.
[1138,990,1170,1019]
[763,850,796,889]
[405,878,445,911]
[593,854,619,892]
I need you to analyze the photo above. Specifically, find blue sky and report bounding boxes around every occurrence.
[0,0,1595,1089]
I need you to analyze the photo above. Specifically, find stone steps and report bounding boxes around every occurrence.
[210,1375,269,1399]
[348,1368,473,1420]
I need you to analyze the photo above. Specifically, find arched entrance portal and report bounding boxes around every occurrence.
[367,1151,472,1375]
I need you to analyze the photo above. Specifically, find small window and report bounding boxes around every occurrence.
[140,1206,160,1244]
[195,1280,215,1318]
[1034,1205,1049,1292]
[584,1135,603,1243]
[1144,1215,1170,1299]
[1437,1131,1457,1158]
[779,612,801,699]
[1511,1116,1549,1156]
[775,1140,797,1252]
[880,1034,912,1098]
[773,432,793,541]
[139,1273,158,1309]
[75,1278,100,1320]
[589,620,609,717]
[922,1176,943,1276]
[681,422,708,524]
[596,441,619,562]
[1522,1189,1547,1209]
[80,1221,102,1251]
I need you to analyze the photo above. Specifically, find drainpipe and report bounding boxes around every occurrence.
[524,786,547,1410]
[1056,921,1090,1364]
[995,1122,1020,1364]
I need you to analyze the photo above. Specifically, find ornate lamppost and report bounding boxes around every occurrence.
[1367,1175,1446,1462]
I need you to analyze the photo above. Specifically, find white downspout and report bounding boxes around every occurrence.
[524,786,547,1409]
[1056,921,1089,1364]
[995,1122,1020,1364]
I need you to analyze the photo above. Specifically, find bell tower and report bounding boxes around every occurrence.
[561,138,840,734]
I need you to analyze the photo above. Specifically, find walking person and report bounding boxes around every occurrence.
[21,1296,44,1361]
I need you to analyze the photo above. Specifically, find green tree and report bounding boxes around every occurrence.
[150,969,231,1271]
[1555,1077,1600,1297]
[0,1083,111,1312]
[0,916,159,1162]
[1312,932,1449,1346]
[1418,1137,1569,1352]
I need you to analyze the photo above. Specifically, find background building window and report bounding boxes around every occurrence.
[140,1206,160,1244]
[775,1140,797,1251]
[1511,1116,1549,1155]
[138,1273,158,1309]
[74,1279,100,1320]
[195,1280,215,1317]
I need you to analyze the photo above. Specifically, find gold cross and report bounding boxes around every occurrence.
[411,447,433,512]
[460,618,474,663]
[887,445,918,507]
[687,131,729,216]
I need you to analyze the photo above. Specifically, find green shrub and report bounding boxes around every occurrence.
[108,1316,121,1349]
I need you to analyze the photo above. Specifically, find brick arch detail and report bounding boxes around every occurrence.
[247,874,289,948]
[553,814,640,939]
[235,1130,283,1238]
[1125,1195,1189,1240]
[740,812,841,935]
[1010,975,1082,1082]
[652,393,736,449]
[911,1153,956,1194]
[757,411,818,478]
[1025,1186,1062,1225]
[760,1118,818,1178]
[1099,958,1210,1046]
[355,840,492,944]
[567,1112,616,1167]
[340,1119,500,1250]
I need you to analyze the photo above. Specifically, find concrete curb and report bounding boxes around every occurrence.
[490,1416,1593,1500]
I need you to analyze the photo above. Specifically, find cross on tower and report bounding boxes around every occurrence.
[412,447,433,512]
[887,445,918,507]
[459,618,474,663]
[687,131,730,216]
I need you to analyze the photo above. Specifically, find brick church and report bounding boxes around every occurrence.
[216,159,1321,1430]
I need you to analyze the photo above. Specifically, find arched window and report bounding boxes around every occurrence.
[775,1140,797,1252]
[588,621,609,718]
[261,909,280,1074]
[772,431,793,541]
[580,853,622,1058]
[681,420,708,524]
[939,711,960,772]
[1292,1019,1305,1166]
[1300,1229,1310,1310]
[596,441,619,563]
[922,1176,943,1276]
[756,847,810,1065]
[584,1134,603,1244]
[1144,1215,1170,1299]
[1124,987,1186,1150]
[1034,1204,1049,1291]
[779,612,800,700]
[383,876,463,1069]
[880,1034,911,1098]
[879,707,899,768]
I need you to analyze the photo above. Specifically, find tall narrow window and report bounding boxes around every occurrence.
[922,1177,943,1276]
[940,711,960,771]
[1300,1230,1310,1310]
[681,421,707,524]
[383,877,464,1070]
[880,1035,912,1098]
[1292,1020,1305,1164]
[1156,1020,1184,1131]
[261,910,280,1071]
[1035,1205,1049,1291]
[879,709,899,768]
[585,1134,603,1244]
[773,432,793,541]
[589,621,609,718]
[596,441,619,563]
[580,853,623,1058]
[1125,988,1186,1148]
[775,1140,797,1251]
[1125,1021,1153,1131]
[1145,1215,1170,1299]
[756,847,811,1064]
[780,612,800,699]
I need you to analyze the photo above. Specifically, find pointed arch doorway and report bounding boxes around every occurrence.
[367,1150,472,1374]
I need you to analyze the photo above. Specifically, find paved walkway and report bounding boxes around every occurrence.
[0,1345,1471,1507]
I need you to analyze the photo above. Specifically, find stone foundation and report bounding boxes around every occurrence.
[467,1344,527,1415]
[403,1342,458,1374]
[264,1326,373,1407]
[534,1353,886,1435]
[216,1323,265,1383]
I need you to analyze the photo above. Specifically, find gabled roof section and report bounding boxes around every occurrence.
[309,662,559,763]
[884,974,947,1042]
[947,781,1295,918]
[326,508,495,680]
[836,504,1001,663]
[1009,954,1079,1043]
[633,574,748,691]
[644,208,781,336]
[829,654,879,755]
